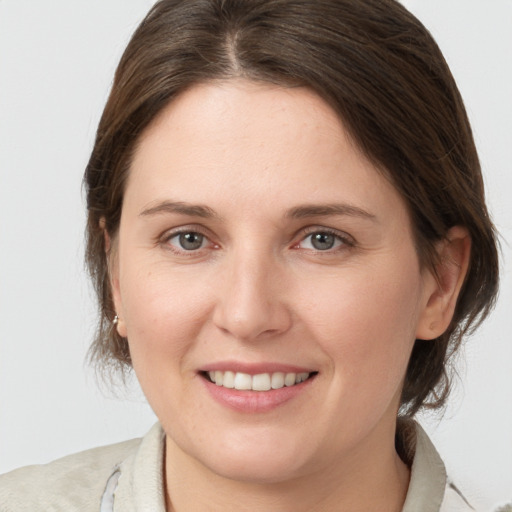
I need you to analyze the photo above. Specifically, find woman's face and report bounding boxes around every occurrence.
[112,80,436,483]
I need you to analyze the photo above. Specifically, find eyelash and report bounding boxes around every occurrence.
[160,227,216,256]
[159,226,354,255]
[295,227,354,253]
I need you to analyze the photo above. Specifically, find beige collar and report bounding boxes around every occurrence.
[401,421,448,511]
[104,421,460,511]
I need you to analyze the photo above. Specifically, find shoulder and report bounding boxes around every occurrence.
[440,482,476,511]
[0,437,141,512]
[401,420,477,512]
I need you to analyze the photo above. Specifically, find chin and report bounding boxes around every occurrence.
[186,431,313,484]
[206,453,307,484]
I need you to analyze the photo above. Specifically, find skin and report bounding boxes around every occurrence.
[109,79,470,511]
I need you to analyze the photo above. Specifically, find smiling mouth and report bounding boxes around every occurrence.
[203,371,317,391]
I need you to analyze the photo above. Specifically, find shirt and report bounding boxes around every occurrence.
[0,421,475,511]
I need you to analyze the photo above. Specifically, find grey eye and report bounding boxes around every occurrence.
[310,232,336,250]
[174,232,205,250]
[298,231,345,251]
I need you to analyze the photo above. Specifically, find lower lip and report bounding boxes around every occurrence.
[202,375,315,413]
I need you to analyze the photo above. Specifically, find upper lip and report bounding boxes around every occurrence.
[200,361,316,375]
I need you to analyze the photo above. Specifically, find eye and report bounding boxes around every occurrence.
[168,231,208,251]
[298,230,349,251]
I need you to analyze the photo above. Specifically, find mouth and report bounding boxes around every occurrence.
[202,370,318,391]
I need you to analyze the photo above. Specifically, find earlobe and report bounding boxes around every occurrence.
[101,218,111,254]
[113,314,128,338]
[416,226,471,340]
[101,219,127,338]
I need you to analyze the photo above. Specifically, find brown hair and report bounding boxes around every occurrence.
[84,0,499,417]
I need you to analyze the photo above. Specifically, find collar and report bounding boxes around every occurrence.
[104,422,166,512]
[101,420,453,511]
[401,421,447,511]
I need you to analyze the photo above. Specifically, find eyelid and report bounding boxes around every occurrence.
[159,225,217,253]
[157,224,354,254]
[293,226,355,250]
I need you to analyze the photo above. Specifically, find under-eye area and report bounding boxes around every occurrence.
[202,371,319,391]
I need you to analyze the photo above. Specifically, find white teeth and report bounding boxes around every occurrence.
[252,373,271,391]
[234,372,252,390]
[271,372,285,389]
[214,370,223,386]
[222,371,235,389]
[207,371,311,391]
[284,373,296,386]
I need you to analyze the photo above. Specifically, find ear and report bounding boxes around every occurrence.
[416,226,471,340]
[102,220,128,338]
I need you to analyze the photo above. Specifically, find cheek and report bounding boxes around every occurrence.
[118,261,214,374]
[301,258,424,397]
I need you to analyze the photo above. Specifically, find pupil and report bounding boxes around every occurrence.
[179,232,203,250]
[311,233,335,250]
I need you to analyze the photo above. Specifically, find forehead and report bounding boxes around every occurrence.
[126,79,406,223]
[133,79,351,173]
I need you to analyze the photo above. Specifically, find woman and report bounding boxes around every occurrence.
[0,0,502,510]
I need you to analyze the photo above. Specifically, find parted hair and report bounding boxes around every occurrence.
[84,0,499,417]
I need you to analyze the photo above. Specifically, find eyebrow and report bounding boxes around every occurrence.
[139,200,376,222]
[286,203,377,221]
[139,201,219,219]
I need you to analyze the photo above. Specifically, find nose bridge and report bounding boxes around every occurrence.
[213,243,291,340]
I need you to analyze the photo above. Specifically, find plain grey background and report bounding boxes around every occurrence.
[0,1,510,509]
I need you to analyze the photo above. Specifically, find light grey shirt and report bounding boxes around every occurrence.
[0,422,474,511]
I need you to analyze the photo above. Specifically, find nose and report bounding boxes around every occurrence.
[212,251,292,341]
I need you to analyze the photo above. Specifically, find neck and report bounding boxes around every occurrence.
[164,419,410,512]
